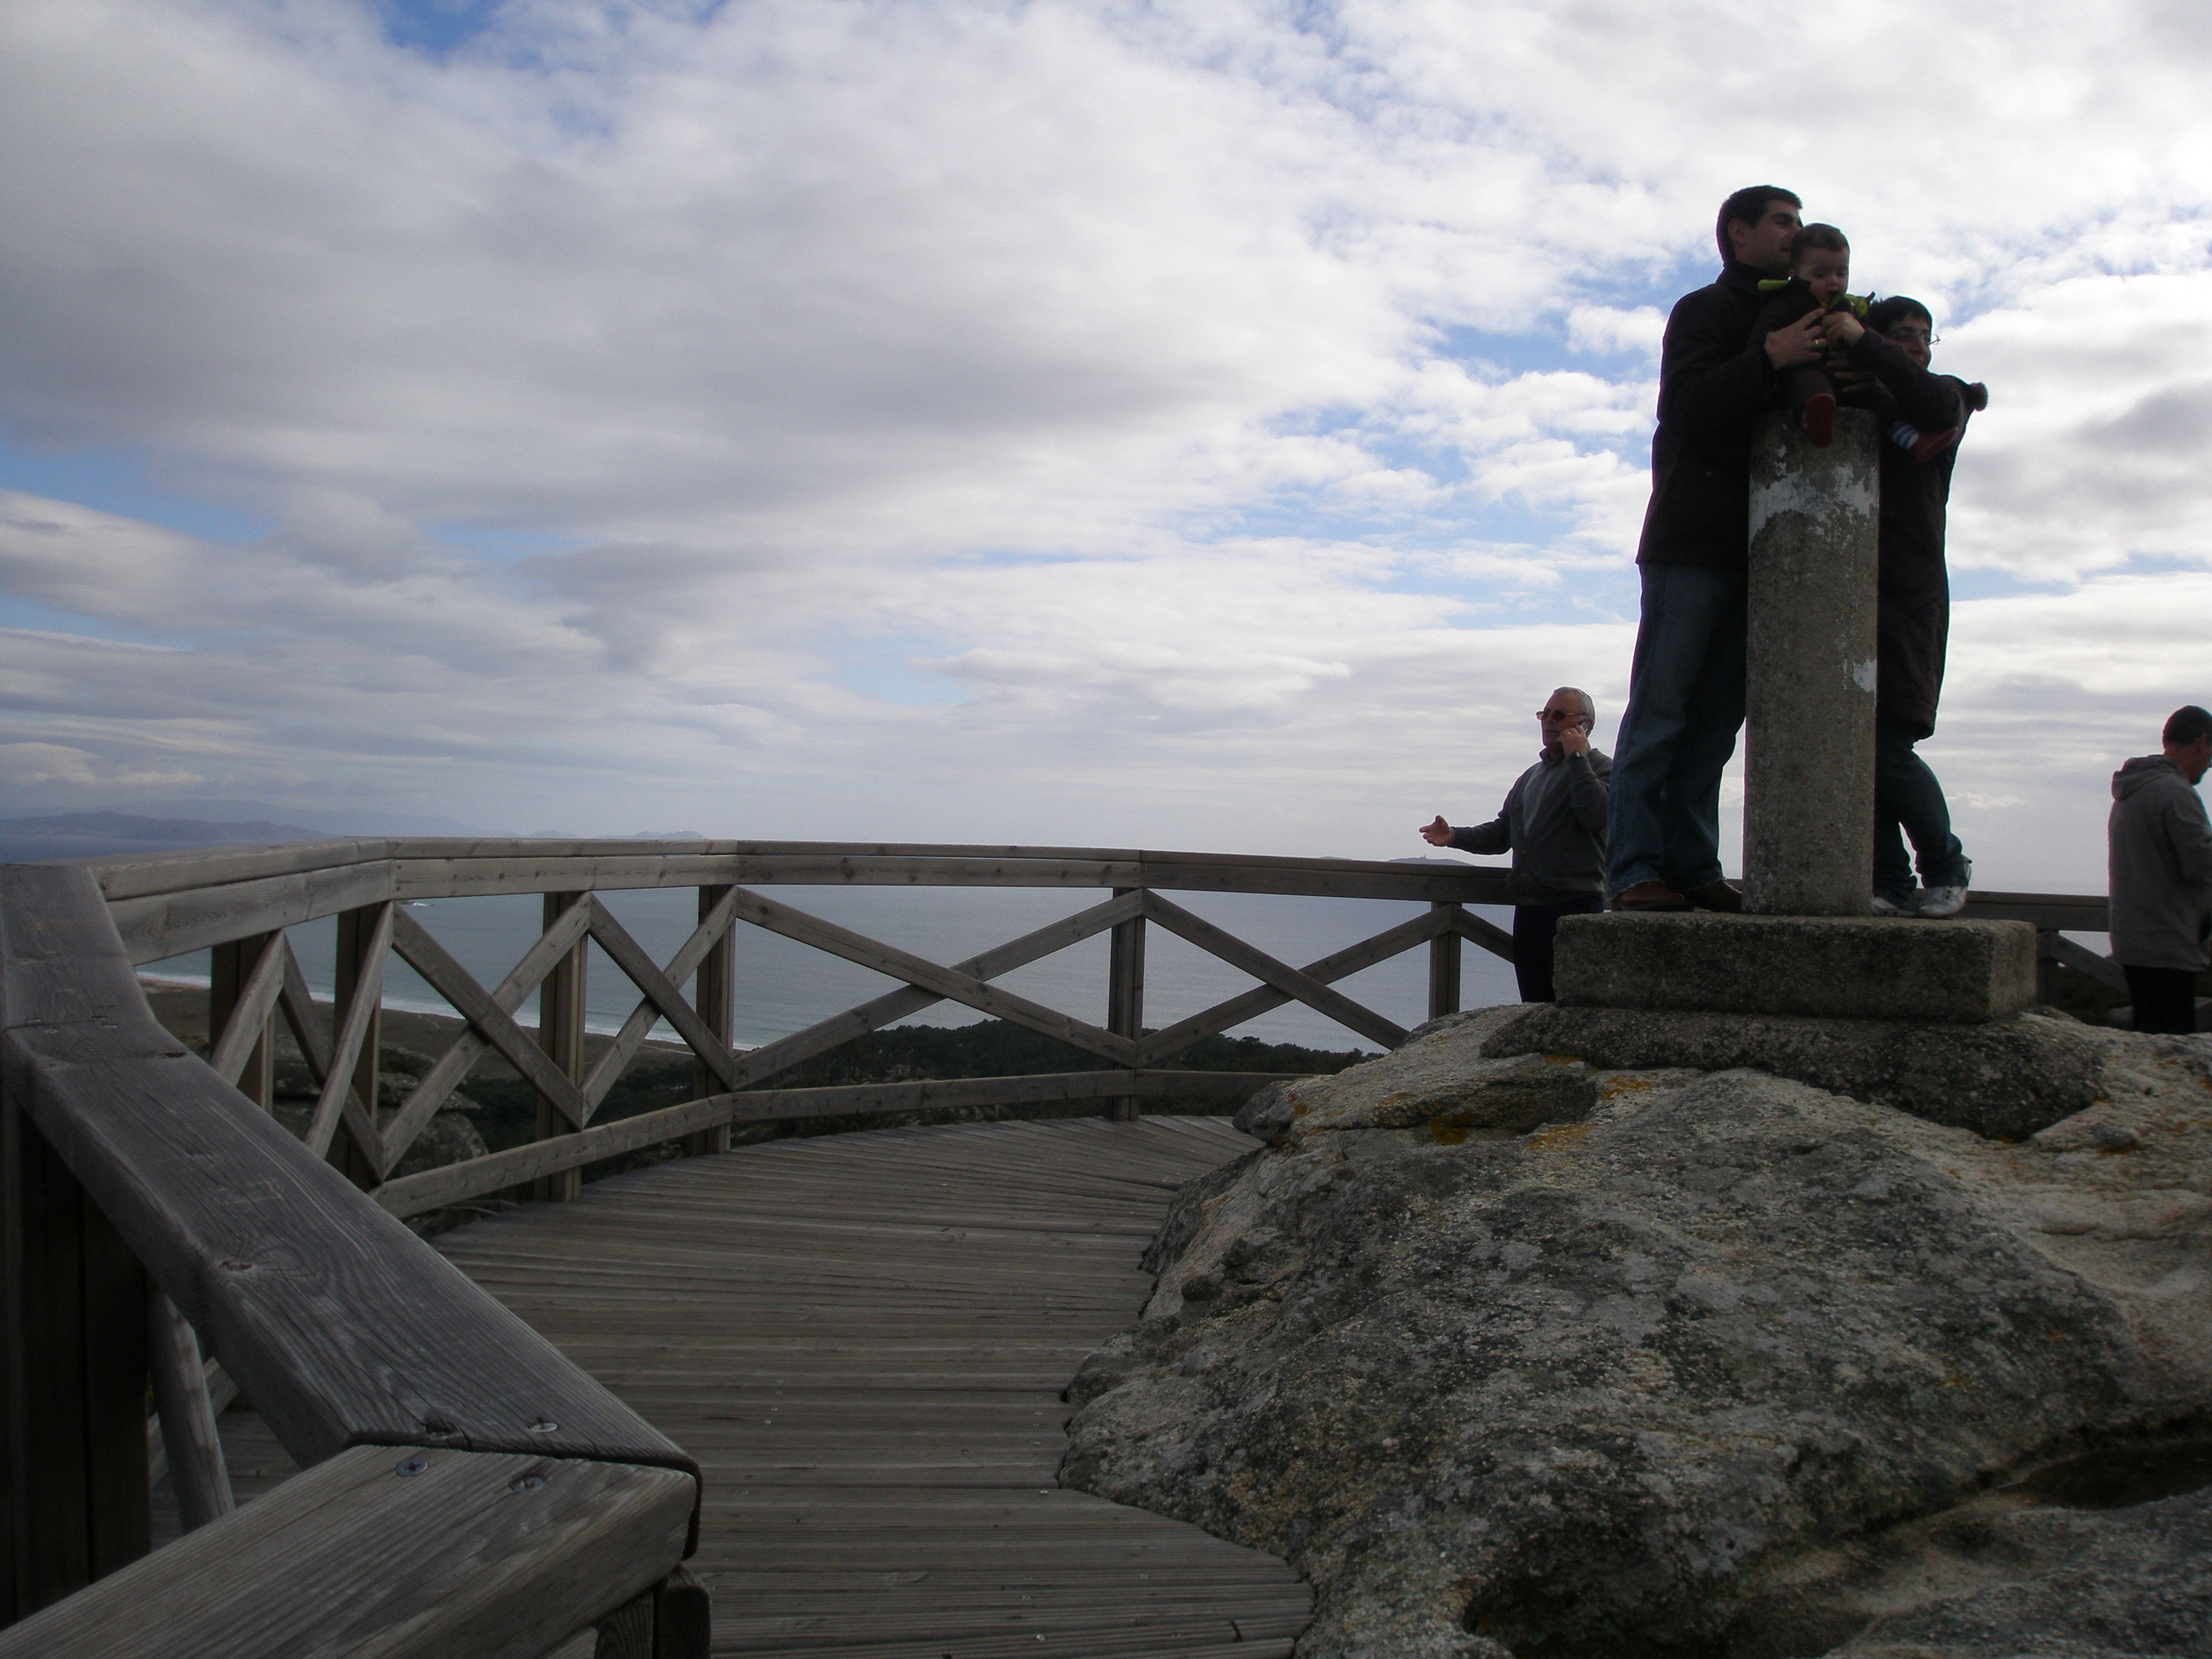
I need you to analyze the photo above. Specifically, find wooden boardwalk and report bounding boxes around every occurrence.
[414,1113,1309,1657]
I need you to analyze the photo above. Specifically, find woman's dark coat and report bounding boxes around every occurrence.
[1866,364,1974,737]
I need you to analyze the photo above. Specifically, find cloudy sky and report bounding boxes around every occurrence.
[2,0,2208,890]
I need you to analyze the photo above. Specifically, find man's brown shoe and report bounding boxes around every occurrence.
[1682,880,1743,912]
[1613,880,1690,911]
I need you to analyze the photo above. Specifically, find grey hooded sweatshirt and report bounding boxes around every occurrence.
[2108,754,2212,972]
[1449,747,1610,905]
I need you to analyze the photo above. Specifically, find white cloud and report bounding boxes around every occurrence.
[1566,306,1666,361]
[0,741,99,787]
[1945,275,2212,579]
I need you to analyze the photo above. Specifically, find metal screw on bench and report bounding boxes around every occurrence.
[1743,407,1880,916]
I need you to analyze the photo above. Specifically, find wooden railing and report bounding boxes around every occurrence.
[0,837,2117,1654]
[84,838,1530,1220]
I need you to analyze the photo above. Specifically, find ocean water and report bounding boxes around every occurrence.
[146,884,1523,1055]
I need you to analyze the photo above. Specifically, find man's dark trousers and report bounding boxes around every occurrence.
[1604,563,1746,894]
[1513,894,1605,1002]
[2125,965,2200,1034]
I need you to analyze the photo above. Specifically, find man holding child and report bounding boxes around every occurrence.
[1606,186,1966,913]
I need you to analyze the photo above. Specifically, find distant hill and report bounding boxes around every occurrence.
[0,811,326,865]
[102,798,480,836]
[0,796,486,866]
[1,811,326,844]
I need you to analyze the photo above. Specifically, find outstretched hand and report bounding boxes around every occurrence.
[1420,816,1453,846]
[1764,309,1825,369]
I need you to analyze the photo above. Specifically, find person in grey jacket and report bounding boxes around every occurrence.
[2108,705,2212,1034]
[1422,687,1610,1002]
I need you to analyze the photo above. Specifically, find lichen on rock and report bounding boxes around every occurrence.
[1064,1011,2212,1658]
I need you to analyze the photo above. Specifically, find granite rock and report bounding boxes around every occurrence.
[1232,1006,1693,1151]
[1818,1472,2212,1658]
[1480,1003,2115,1142]
[1064,1021,2212,1658]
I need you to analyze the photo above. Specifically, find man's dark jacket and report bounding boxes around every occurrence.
[1636,261,1780,569]
[2109,754,2212,973]
[1447,747,1611,905]
[1872,374,1974,736]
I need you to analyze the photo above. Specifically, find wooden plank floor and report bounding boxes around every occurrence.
[421,1114,1310,1658]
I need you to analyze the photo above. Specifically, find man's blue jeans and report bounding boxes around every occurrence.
[1874,718,1969,903]
[1606,562,1747,894]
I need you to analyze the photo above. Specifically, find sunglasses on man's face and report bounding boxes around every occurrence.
[1538,708,1588,724]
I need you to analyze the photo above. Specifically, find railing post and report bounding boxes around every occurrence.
[588,1569,708,1659]
[536,893,588,1203]
[209,933,275,1113]
[1428,902,1463,1022]
[330,904,386,1188]
[2035,928,2059,1007]
[689,886,734,1158]
[1,1095,149,1621]
[653,1566,712,1657]
[1107,890,1145,1122]
[146,1294,233,1533]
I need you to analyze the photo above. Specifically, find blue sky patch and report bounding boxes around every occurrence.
[0,438,269,545]
[833,642,969,708]
[370,0,507,56]
[0,595,196,650]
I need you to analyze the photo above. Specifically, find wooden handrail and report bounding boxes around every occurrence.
[0,862,701,1649]
[1960,888,2111,931]
[0,1446,693,1659]
[83,837,1510,903]
[94,841,1518,962]
[4,864,699,1489]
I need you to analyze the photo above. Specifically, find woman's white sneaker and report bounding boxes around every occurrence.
[1871,893,1915,916]
[1917,885,1969,919]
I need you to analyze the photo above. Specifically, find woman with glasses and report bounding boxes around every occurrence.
[1836,295,1981,918]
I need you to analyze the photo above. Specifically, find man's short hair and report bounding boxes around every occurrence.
[1789,223,1849,265]
[1553,686,1596,727]
[2164,705,2212,747]
[1716,186,1801,264]
[1867,295,1934,333]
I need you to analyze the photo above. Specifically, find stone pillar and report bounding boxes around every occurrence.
[1743,407,1879,916]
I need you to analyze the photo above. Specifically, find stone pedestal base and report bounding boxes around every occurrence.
[1554,912,2036,1025]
